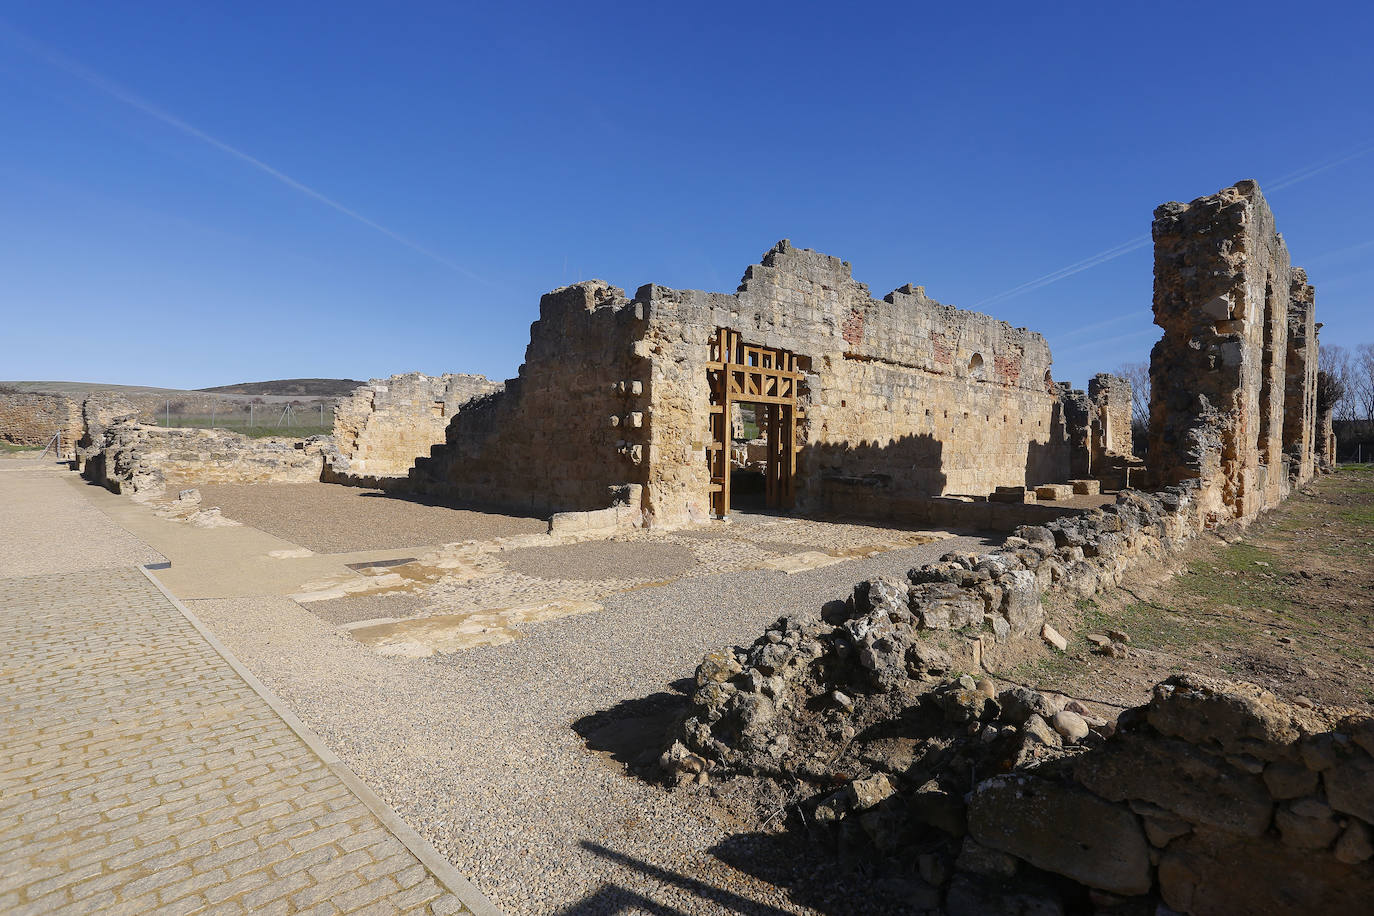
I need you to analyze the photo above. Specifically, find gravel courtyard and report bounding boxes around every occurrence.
[188,535,990,915]
[26,470,995,914]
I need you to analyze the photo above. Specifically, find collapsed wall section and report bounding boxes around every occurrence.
[640,242,1070,527]
[408,282,647,514]
[0,388,82,456]
[332,372,501,478]
[1148,181,1314,523]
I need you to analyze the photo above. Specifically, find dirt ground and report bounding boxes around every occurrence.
[196,481,549,552]
[998,463,1374,712]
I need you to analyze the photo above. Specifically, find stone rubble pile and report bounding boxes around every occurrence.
[669,484,1200,780]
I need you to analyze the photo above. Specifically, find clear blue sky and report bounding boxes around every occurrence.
[2,2,1371,390]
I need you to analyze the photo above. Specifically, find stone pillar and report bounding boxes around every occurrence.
[1282,271,1318,483]
[1147,180,1293,523]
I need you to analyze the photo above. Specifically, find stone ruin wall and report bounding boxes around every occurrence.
[640,242,1070,527]
[0,388,83,457]
[1284,270,1319,482]
[1149,181,1318,525]
[402,242,1072,527]
[85,423,332,497]
[332,372,501,478]
[1058,373,1136,482]
[1089,372,1134,460]
[408,281,646,515]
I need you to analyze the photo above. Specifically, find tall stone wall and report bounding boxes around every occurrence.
[0,388,82,456]
[640,242,1070,527]
[1148,181,1318,524]
[409,282,646,514]
[332,372,501,477]
[1284,271,1319,483]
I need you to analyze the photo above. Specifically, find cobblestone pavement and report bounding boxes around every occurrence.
[0,562,490,915]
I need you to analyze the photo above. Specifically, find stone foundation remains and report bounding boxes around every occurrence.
[85,422,333,497]
[331,372,500,478]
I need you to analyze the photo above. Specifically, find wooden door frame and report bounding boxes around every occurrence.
[706,329,803,517]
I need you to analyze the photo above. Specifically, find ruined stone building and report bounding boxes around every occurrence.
[332,373,501,478]
[407,242,1084,527]
[1148,180,1321,524]
[65,179,1324,536]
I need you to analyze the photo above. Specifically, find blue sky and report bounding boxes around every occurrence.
[2,2,1371,390]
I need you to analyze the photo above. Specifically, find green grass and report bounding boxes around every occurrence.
[1,440,41,454]
[152,416,332,439]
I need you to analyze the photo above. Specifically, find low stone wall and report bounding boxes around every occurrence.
[0,388,82,456]
[85,423,332,496]
[819,479,1086,531]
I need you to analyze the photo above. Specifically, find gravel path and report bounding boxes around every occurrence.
[189,533,993,916]
[197,482,548,552]
[501,541,698,582]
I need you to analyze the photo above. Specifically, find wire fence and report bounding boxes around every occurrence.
[149,400,334,438]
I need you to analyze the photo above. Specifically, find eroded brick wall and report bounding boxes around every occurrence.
[0,389,81,456]
[333,373,501,477]
[1148,181,1318,523]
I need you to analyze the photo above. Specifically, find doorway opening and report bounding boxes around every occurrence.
[706,329,803,517]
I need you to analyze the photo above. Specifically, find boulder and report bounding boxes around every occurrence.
[968,774,1151,896]
[1075,733,1274,837]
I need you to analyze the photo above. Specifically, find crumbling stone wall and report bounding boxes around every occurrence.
[405,243,1071,526]
[86,422,332,497]
[0,388,82,456]
[332,372,500,478]
[1284,270,1319,483]
[1089,372,1133,462]
[409,282,646,514]
[640,243,1070,526]
[1148,181,1318,524]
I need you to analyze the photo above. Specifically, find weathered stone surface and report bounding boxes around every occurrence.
[968,775,1152,896]
[1149,181,1320,523]
[1075,732,1274,837]
[1322,750,1374,824]
[1147,674,1304,757]
[332,372,500,478]
[1159,827,1374,916]
[84,422,332,496]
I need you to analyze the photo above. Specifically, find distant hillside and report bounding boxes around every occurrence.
[197,378,364,397]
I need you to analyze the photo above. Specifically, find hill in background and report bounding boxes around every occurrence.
[198,378,364,397]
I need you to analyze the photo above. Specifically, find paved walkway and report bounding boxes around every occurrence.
[0,464,495,915]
